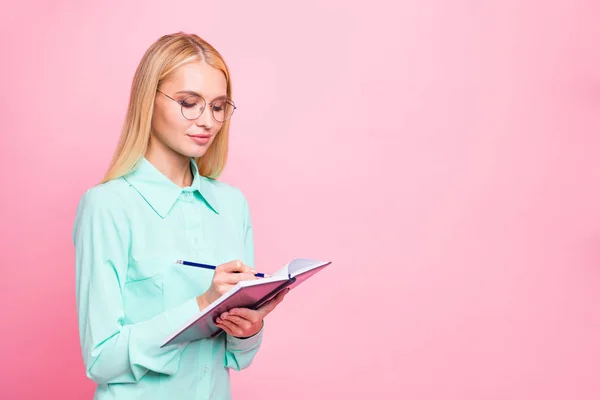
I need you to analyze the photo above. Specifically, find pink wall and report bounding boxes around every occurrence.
[2,1,599,398]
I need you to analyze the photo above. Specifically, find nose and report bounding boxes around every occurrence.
[195,106,214,130]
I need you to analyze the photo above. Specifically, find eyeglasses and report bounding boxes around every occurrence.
[157,90,236,123]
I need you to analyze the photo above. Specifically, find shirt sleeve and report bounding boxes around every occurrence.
[224,191,264,370]
[73,188,201,385]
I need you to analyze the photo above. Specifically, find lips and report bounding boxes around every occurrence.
[187,134,211,145]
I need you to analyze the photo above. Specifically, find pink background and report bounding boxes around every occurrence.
[2,1,600,398]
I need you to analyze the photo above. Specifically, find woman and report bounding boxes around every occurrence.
[73,32,287,399]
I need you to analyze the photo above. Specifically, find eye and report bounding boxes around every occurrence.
[181,100,198,108]
[211,99,229,112]
[180,95,203,108]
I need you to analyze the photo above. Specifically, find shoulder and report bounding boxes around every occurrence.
[76,178,131,214]
[73,179,134,246]
[73,179,132,235]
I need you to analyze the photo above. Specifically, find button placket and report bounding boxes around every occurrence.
[180,191,204,256]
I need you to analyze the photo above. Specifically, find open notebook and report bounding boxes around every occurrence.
[161,258,331,347]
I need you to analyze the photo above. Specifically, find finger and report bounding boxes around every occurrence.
[223,315,253,331]
[216,322,235,336]
[221,260,250,274]
[223,272,256,284]
[257,288,290,315]
[228,308,260,323]
[267,288,289,307]
[216,313,241,328]
[216,319,241,336]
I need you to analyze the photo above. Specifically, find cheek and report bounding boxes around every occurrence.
[153,107,189,137]
[210,123,224,136]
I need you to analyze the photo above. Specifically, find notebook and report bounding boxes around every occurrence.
[161,258,331,347]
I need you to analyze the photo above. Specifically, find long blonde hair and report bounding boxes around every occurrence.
[102,32,232,183]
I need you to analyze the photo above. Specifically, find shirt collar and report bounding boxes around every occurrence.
[123,157,218,218]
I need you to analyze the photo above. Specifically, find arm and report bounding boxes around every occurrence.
[223,194,264,371]
[73,189,200,384]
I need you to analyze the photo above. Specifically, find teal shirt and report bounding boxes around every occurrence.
[73,157,263,400]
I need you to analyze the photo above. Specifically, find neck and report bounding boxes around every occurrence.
[145,141,193,188]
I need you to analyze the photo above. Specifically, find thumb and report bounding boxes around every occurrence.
[259,288,290,315]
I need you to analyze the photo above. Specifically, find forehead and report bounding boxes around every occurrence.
[163,62,227,100]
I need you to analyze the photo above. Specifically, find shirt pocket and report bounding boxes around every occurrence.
[122,257,169,324]
[127,255,170,281]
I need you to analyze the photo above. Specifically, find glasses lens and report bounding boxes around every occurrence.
[211,99,235,122]
[180,95,205,120]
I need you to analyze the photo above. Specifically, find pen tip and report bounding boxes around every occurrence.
[176,260,182,264]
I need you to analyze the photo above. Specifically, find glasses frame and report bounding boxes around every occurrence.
[157,90,236,123]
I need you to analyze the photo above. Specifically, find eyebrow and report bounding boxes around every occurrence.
[175,90,229,101]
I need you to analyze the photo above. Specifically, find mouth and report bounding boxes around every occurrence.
[187,134,211,145]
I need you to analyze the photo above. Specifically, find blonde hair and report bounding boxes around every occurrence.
[102,32,233,183]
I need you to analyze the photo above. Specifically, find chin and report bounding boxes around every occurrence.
[171,136,216,159]
[182,149,209,159]
[181,144,211,159]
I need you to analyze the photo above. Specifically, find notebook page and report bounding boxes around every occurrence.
[288,258,330,277]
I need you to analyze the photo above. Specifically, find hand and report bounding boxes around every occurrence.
[196,260,257,309]
[215,288,290,338]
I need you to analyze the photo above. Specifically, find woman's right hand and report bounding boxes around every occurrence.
[196,260,257,309]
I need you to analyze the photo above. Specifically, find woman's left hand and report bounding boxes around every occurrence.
[215,288,290,338]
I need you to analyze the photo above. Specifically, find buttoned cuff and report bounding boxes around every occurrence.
[226,322,264,351]
[127,297,201,380]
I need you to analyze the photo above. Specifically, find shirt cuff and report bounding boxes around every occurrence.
[226,322,264,351]
[127,297,201,380]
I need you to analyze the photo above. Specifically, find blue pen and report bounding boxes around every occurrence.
[176,260,267,278]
